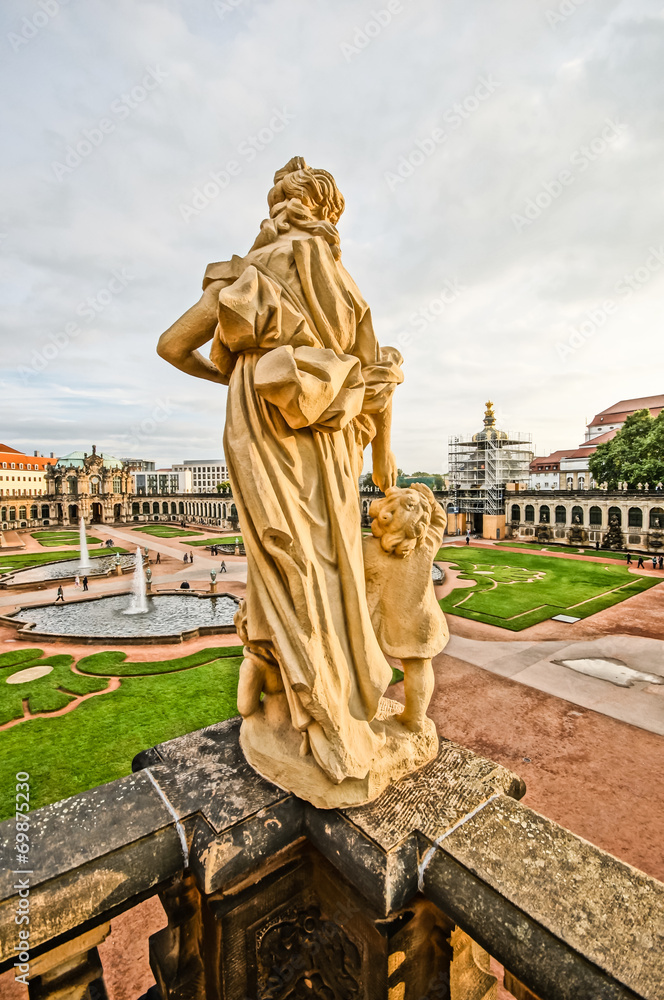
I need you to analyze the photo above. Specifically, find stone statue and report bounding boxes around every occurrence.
[158,157,437,807]
[567,513,587,546]
[145,567,152,582]
[603,514,624,550]
[210,569,217,583]
[362,484,448,732]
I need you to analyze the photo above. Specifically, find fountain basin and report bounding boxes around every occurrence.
[2,592,241,644]
[1,553,136,588]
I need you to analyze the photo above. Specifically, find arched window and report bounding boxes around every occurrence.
[510,504,520,522]
[171,502,177,514]
[113,477,122,493]
[628,507,643,528]
[555,505,566,524]
[142,502,150,514]
[1,506,6,521]
[9,506,16,520]
[589,506,602,526]
[55,477,62,492]
[162,502,169,514]
[539,505,550,523]
[68,477,77,494]
[178,502,184,514]
[223,504,227,519]
[571,505,584,524]
[132,502,140,515]
[608,506,622,526]
[152,502,160,514]
[650,506,664,529]
[18,506,26,519]
[41,505,49,518]
[90,477,100,495]
[30,505,38,519]
[525,505,534,523]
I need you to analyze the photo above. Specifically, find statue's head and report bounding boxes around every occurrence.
[251,157,345,259]
[369,485,432,558]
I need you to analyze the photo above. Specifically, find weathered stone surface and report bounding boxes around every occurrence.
[305,737,524,914]
[422,795,664,1000]
[0,772,182,968]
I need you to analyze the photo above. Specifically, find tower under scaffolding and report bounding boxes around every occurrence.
[448,402,533,518]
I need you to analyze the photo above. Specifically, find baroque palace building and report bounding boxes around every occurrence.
[1,440,663,554]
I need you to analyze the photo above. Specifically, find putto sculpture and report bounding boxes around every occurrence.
[158,157,447,807]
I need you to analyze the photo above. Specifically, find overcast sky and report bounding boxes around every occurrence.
[1,0,663,471]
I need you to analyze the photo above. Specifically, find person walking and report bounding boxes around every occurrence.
[220,560,226,573]
[626,552,632,566]
[156,551,161,564]
[652,556,658,570]
[82,575,89,591]
[190,553,194,565]
[74,574,80,589]
[637,555,645,569]
[55,585,65,603]
[659,555,664,570]
[465,530,470,546]
[183,552,188,564]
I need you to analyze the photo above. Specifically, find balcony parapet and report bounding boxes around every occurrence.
[0,718,662,999]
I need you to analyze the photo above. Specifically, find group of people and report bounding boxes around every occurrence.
[182,551,194,564]
[55,575,88,603]
[209,544,226,556]
[627,552,664,570]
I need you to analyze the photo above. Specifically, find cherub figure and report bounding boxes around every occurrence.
[363,483,448,732]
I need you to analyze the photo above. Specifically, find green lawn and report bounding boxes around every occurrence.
[32,530,103,547]
[185,535,243,547]
[0,646,243,818]
[436,546,659,631]
[498,541,630,561]
[131,525,203,538]
[0,548,126,573]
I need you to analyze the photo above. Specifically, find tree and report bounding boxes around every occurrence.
[589,409,664,487]
[216,481,231,493]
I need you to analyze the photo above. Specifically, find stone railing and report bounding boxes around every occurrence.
[1,718,662,999]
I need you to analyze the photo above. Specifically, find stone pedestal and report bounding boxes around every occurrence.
[210,582,217,593]
[133,718,524,999]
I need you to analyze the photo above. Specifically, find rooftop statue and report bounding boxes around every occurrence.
[158,157,444,806]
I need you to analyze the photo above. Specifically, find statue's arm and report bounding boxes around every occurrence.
[371,401,398,492]
[157,280,230,385]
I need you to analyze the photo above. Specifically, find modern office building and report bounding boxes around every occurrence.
[172,459,229,493]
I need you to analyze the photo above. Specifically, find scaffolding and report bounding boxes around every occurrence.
[448,403,532,516]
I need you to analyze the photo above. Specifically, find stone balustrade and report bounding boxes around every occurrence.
[1,717,662,999]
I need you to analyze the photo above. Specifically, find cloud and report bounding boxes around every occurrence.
[1,0,663,469]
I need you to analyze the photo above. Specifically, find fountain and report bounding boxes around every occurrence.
[78,516,92,571]
[124,547,148,615]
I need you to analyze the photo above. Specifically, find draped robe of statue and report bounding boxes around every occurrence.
[204,234,403,785]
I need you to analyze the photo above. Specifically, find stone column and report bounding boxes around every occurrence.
[26,923,110,999]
